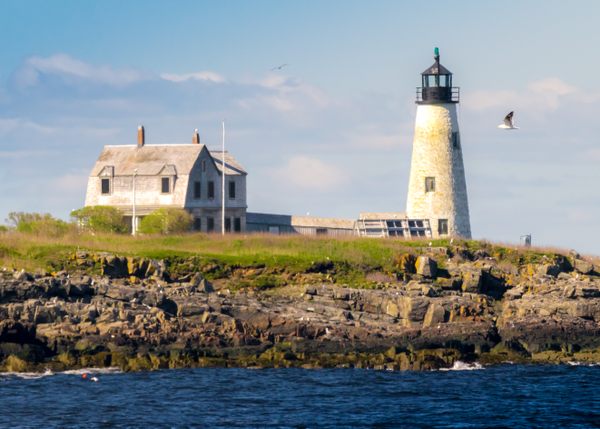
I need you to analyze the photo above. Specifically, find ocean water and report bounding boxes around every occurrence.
[0,364,598,428]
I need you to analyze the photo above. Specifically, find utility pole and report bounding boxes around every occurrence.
[132,168,138,236]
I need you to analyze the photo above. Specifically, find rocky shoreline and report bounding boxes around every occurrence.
[1,247,599,372]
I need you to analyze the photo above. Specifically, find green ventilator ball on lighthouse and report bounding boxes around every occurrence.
[434,47,439,56]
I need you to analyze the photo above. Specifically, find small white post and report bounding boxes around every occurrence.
[221,120,226,235]
[132,168,138,236]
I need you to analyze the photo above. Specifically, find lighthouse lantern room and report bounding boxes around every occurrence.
[416,47,460,104]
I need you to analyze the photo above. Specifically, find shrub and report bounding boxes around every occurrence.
[71,206,128,234]
[138,208,193,234]
[0,225,8,233]
[6,212,72,237]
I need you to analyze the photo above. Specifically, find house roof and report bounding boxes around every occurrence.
[90,144,246,176]
[208,149,247,175]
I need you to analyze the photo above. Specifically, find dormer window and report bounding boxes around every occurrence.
[101,178,111,194]
[98,165,114,195]
[161,177,171,193]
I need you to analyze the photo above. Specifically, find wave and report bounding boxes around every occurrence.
[61,367,123,375]
[0,368,54,379]
[0,367,123,379]
[439,361,484,371]
[566,361,600,367]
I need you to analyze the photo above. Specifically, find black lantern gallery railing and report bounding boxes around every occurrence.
[416,86,460,104]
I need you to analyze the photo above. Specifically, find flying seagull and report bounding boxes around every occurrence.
[498,111,519,129]
[270,63,288,71]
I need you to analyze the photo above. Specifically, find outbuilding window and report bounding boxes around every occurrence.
[194,181,201,199]
[161,177,171,193]
[207,217,214,232]
[101,178,111,194]
[229,180,236,199]
[425,177,436,193]
[208,181,215,199]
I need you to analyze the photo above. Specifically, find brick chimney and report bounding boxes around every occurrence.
[192,128,200,144]
[137,125,145,147]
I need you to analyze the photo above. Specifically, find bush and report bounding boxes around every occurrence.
[71,206,128,234]
[7,212,72,237]
[138,208,193,234]
[0,225,8,233]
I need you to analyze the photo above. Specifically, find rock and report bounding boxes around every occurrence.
[396,254,416,274]
[574,259,594,275]
[537,264,561,277]
[415,256,437,278]
[13,270,32,282]
[423,303,446,327]
[102,255,128,278]
[461,270,482,293]
[563,285,576,299]
[190,273,214,293]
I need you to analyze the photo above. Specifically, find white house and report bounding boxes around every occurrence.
[85,126,247,233]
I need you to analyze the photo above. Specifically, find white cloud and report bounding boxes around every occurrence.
[0,118,56,135]
[14,54,144,87]
[160,71,226,83]
[464,77,582,112]
[271,155,349,191]
[51,173,89,194]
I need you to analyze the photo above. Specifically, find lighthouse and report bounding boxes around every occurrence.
[406,48,471,238]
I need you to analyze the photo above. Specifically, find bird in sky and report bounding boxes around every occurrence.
[498,111,519,129]
[270,63,288,71]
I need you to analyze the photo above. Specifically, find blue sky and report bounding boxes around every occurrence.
[1,0,600,254]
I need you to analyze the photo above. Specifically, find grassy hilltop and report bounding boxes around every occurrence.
[0,230,593,288]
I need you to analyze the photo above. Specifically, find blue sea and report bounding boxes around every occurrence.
[0,363,598,428]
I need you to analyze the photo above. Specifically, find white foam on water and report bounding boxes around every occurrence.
[0,368,54,379]
[0,367,123,379]
[62,367,123,375]
[439,361,484,371]
[567,361,599,367]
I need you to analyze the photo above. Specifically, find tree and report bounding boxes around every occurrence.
[71,206,128,234]
[138,208,193,234]
[6,212,72,237]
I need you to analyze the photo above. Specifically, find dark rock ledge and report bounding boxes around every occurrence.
[1,251,599,372]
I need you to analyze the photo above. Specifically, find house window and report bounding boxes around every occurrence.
[161,177,170,193]
[225,218,231,232]
[101,178,110,194]
[207,217,214,232]
[316,228,328,236]
[201,160,206,172]
[438,219,449,235]
[425,177,436,192]
[194,217,201,231]
[194,181,201,199]
[228,180,236,199]
[208,181,215,199]
[452,131,460,149]
[234,217,241,232]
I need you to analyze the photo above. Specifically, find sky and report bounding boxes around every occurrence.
[1,0,599,254]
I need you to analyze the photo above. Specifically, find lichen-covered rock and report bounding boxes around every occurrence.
[415,256,437,278]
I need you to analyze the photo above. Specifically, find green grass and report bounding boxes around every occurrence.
[0,231,580,286]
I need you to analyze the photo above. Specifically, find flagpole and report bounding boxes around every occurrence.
[221,120,226,235]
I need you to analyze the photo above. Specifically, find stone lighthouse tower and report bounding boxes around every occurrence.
[406,48,471,238]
